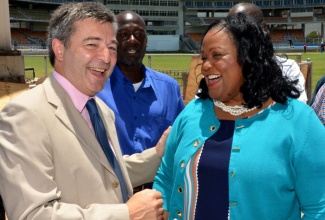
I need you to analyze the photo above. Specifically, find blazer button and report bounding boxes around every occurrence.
[236,125,244,129]
[178,187,183,194]
[112,181,119,188]
[210,125,216,131]
[177,211,182,217]
[193,140,200,147]
[180,161,185,168]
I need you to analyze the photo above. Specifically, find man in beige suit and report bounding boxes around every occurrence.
[0,2,168,219]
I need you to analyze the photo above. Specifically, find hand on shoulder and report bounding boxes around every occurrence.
[155,126,171,158]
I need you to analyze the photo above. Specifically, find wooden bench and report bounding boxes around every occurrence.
[298,60,312,103]
[183,55,202,105]
[24,67,36,79]
[0,82,29,111]
[280,53,302,63]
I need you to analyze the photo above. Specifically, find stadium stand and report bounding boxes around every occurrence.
[7,0,325,52]
[17,8,51,21]
[289,29,305,42]
[270,29,289,43]
[11,28,30,45]
[9,7,26,20]
[11,28,47,47]
[187,33,202,44]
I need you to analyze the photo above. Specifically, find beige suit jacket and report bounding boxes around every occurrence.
[0,75,161,220]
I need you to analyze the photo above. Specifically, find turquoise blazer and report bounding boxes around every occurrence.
[154,98,325,220]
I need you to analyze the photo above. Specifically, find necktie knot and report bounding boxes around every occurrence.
[86,98,98,116]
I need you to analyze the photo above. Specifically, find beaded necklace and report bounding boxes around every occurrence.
[213,99,257,116]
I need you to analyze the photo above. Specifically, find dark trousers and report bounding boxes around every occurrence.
[133,182,153,194]
[0,196,5,220]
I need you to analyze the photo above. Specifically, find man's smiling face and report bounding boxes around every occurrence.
[54,18,118,96]
[116,12,147,66]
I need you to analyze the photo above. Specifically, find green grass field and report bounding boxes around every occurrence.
[23,52,324,95]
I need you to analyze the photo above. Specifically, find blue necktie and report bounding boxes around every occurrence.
[86,99,128,202]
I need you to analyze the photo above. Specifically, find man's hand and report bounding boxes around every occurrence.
[127,189,164,220]
[155,126,171,158]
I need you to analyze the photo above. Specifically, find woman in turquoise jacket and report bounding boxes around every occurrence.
[153,13,325,220]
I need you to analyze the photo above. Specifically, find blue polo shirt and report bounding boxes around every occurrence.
[97,65,184,155]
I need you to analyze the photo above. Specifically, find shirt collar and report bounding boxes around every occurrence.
[112,65,153,90]
[52,71,90,113]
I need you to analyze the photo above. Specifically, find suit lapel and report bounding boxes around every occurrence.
[43,75,115,175]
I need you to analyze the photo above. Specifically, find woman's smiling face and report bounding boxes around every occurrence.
[201,26,245,106]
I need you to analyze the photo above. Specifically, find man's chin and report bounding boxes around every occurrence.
[121,58,142,66]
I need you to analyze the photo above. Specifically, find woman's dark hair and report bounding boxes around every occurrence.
[196,12,300,108]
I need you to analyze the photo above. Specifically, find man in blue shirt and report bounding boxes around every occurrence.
[97,11,184,167]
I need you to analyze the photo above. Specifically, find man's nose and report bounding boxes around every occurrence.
[100,47,113,63]
[128,34,136,41]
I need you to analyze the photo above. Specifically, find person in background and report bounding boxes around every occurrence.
[311,82,325,125]
[310,75,325,106]
[321,41,324,53]
[304,43,307,53]
[228,2,308,103]
[153,13,325,220]
[0,2,168,219]
[97,10,184,192]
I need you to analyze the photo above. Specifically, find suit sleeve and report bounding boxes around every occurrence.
[283,59,308,103]
[124,148,161,187]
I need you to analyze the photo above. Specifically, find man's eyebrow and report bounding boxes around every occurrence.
[83,37,101,42]
[111,39,118,45]
[83,37,118,46]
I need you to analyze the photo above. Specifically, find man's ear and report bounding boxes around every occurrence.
[52,38,64,62]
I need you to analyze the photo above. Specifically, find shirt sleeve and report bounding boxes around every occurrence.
[277,56,307,103]
[283,59,307,103]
